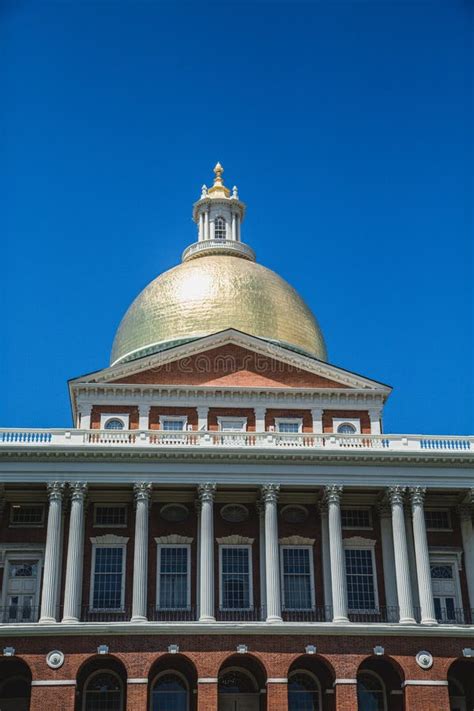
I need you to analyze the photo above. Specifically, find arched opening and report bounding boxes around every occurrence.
[148,654,197,711]
[336,423,356,434]
[218,654,266,711]
[214,216,226,240]
[76,656,127,711]
[288,655,335,711]
[104,418,125,430]
[0,658,32,711]
[357,657,404,711]
[448,659,473,711]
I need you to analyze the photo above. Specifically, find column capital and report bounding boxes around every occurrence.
[77,402,93,415]
[324,485,343,505]
[409,486,427,507]
[47,481,65,502]
[69,482,88,503]
[261,483,280,504]
[377,498,392,518]
[387,485,406,506]
[134,482,152,505]
[138,404,151,414]
[196,406,209,415]
[198,482,216,503]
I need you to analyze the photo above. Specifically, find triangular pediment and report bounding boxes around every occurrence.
[69,329,391,394]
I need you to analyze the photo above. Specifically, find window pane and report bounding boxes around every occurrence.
[214,216,226,239]
[104,419,124,430]
[162,420,185,431]
[341,509,371,529]
[220,420,245,431]
[282,548,312,609]
[221,547,250,609]
[85,673,122,711]
[152,674,188,711]
[425,510,451,530]
[159,547,188,609]
[278,422,299,433]
[93,548,124,609]
[95,506,127,526]
[10,504,44,525]
[345,549,376,611]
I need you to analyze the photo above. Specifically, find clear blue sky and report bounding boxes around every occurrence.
[2,1,472,434]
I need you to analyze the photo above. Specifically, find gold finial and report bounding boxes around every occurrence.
[208,161,230,196]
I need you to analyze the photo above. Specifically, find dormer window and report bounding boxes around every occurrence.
[104,418,125,430]
[214,216,226,239]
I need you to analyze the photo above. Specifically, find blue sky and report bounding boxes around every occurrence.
[1,1,472,433]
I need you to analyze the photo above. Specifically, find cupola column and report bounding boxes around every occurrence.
[40,482,65,623]
[198,212,204,242]
[198,483,216,622]
[325,485,349,623]
[459,491,474,610]
[204,207,209,241]
[387,486,416,623]
[261,483,282,623]
[62,482,87,623]
[231,211,237,241]
[131,482,152,622]
[409,487,437,624]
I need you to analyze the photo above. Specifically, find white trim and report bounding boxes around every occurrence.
[198,678,218,683]
[128,678,148,684]
[429,552,463,619]
[402,680,449,687]
[89,541,127,612]
[160,415,188,431]
[334,679,357,685]
[218,543,253,611]
[100,413,129,430]
[279,536,315,545]
[334,418,361,434]
[216,535,254,545]
[1,552,43,621]
[156,543,191,611]
[90,534,129,545]
[31,679,76,686]
[155,535,193,544]
[217,417,247,432]
[280,544,316,611]
[275,418,302,433]
[266,678,288,683]
[343,537,380,612]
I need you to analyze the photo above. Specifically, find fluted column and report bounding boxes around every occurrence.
[40,482,65,623]
[459,492,474,610]
[204,208,209,240]
[319,500,332,620]
[410,487,437,624]
[257,499,266,617]
[231,211,237,241]
[261,484,282,623]
[131,482,152,622]
[62,482,87,623]
[198,483,216,622]
[378,500,398,619]
[387,487,415,623]
[325,485,348,623]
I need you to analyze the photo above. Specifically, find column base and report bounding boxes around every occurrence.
[130,615,148,623]
[199,615,216,623]
[266,615,283,623]
[38,616,57,624]
[332,615,350,623]
[61,616,79,624]
[420,618,438,625]
[399,617,417,624]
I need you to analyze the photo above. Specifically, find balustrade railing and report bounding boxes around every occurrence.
[0,429,471,453]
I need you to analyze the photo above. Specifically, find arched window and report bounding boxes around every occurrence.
[104,418,125,430]
[214,216,226,239]
[83,671,123,711]
[288,671,321,710]
[151,672,188,711]
[218,668,258,694]
[337,423,356,434]
[357,671,386,711]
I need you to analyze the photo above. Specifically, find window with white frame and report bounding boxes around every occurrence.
[341,508,372,530]
[160,416,187,431]
[91,545,126,610]
[344,544,378,611]
[430,554,462,622]
[157,545,190,610]
[280,546,315,610]
[218,417,247,432]
[100,413,129,430]
[219,545,252,610]
[275,418,302,434]
[425,509,452,531]
[94,504,127,528]
[333,417,360,434]
[9,503,45,527]
[214,216,226,239]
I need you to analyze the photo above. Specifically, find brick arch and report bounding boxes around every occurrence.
[147,652,198,684]
[357,654,405,683]
[75,655,127,711]
[288,653,336,685]
[218,652,268,688]
[357,655,405,711]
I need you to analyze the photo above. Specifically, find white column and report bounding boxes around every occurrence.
[311,408,323,434]
[254,407,266,433]
[325,485,348,623]
[62,482,87,623]
[405,504,421,610]
[368,408,382,435]
[378,500,398,620]
[387,487,416,624]
[231,212,236,241]
[210,217,215,240]
[78,403,92,430]
[198,483,216,622]
[204,208,209,240]
[40,482,65,623]
[261,484,282,623]
[138,405,150,430]
[319,500,332,620]
[197,406,209,431]
[199,212,204,241]
[410,487,437,624]
[257,499,267,619]
[236,214,241,242]
[131,482,152,622]
[195,499,201,618]
[459,493,474,610]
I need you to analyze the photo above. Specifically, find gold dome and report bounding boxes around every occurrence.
[110,254,327,365]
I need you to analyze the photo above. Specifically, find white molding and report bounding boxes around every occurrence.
[127,678,148,684]
[90,534,129,544]
[402,680,449,687]
[155,535,193,544]
[198,678,218,683]
[279,536,315,545]
[343,536,377,548]
[275,418,302,433]
[216,535,254,545]
[343,538,380,612]
[156,543,191,611]
[218,416,247,432]
[160,415,188,431]
[333,418,361,434]
[266,678,288,683]
[31,680,76,686]
[333,679,357,685]
[100,413,129,430]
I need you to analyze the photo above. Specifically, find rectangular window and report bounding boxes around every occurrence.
[341,508,372,530]
[10,504,45,526]
[425,510,451,531]
[277,421,300,433]
[91,546,125,610]
[345,548,377,611]
[281,547,314,610]
[218,419,247,432]
[161,418,186,431]
[157,545,190,609]
[94,505,127,527]
[220,546,252,610]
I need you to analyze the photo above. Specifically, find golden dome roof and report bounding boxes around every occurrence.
[110,254,327,365]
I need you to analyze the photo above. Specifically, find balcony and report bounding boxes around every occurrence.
[0,429,472,455]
